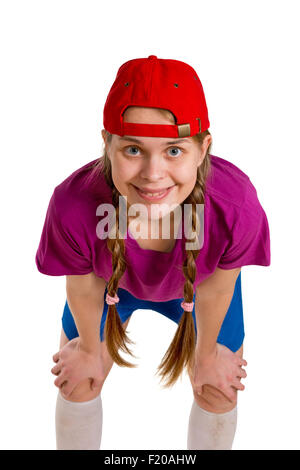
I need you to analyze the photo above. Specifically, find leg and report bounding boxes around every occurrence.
[187,343,244,450]
[55,316,132,450]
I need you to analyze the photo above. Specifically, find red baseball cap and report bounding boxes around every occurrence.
[103,55,210,138]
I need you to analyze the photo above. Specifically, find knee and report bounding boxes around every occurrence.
[61,378,103,403]
[193,384,238,414]
[191,343,244,413]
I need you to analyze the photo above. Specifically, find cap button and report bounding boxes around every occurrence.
[148,55,157,60]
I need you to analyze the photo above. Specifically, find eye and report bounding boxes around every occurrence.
[167,147,182,157]
[124,146,183,157]
[125,146,140,156]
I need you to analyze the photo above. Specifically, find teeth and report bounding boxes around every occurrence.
[140,190,166,197]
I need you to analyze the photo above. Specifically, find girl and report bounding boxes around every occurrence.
[35,55,271,450]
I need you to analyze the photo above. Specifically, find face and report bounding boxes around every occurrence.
[101,107,212,234]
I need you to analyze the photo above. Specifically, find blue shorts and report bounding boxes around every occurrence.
[62,272,244,353]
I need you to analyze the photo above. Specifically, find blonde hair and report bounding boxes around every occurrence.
[86,108,212,388]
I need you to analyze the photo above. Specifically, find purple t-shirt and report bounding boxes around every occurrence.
[35,154,271,301]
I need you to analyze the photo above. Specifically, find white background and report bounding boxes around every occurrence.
[0,0,298,450]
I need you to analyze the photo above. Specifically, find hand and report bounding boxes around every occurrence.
[191,343,247,402]
[51,337,105,398]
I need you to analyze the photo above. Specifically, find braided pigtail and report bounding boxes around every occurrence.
[104,185,138,367]
[154,181,203,386]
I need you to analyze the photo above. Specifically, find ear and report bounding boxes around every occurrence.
[101,129,106,143]
[202,134,212,156]
[205,134,212,148]
[197,134,212,167]
[101,129,111,161]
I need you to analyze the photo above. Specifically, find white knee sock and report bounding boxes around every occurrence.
[55,390,103,450]
[187,399,237,450]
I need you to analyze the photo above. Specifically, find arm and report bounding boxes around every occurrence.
[194,267,241,357]
[66,271,107,353]
[51,272,108,397]
[191,267,247,400]
[193,268,247,400]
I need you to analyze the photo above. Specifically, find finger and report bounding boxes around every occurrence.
[236,367,247,379]
[221,386,236,402]
[52,352,60,363]
[226,389,237,402]
[60,380,76,398]
[232,378,245,391]
[91,378,102,391]
[59,381,68,393]
[54,370,68,388]
[51,364,61,376]
[236,357,247,367]
[195,384,203,396]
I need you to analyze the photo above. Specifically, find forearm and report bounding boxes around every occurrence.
[195,289,235,357]
[66,291,104,352]
[194,267,241,357]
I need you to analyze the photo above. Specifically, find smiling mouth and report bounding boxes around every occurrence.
[132,184,175,200]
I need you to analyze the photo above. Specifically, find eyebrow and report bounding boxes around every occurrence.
[119,136,191,145]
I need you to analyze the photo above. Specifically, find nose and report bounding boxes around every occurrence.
[139,154,167,182]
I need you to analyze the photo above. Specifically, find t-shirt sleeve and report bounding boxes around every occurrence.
[35,189,93,276]
[217,179,271,269]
